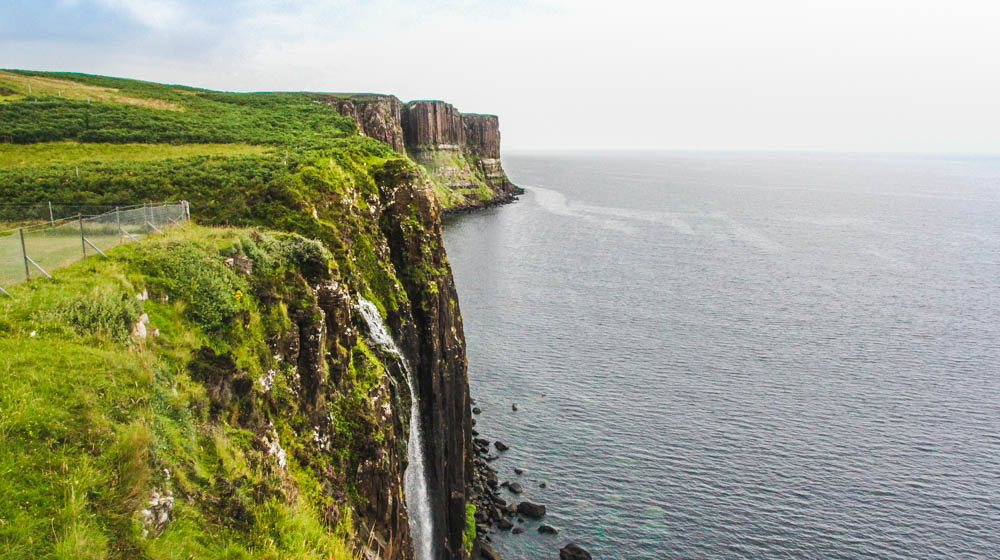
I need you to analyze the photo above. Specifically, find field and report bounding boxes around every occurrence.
[0,142,270,168]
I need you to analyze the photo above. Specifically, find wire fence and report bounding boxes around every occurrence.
[0,202,189,294]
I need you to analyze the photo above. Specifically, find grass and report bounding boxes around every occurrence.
[0,225,372,560]
[0,70,184,111]
[1,207,185,289]
[0,142,270,168]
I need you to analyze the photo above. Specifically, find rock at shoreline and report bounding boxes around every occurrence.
[512,403,518,411]
[496,518,513,530]
[538,524,558,535]
[508,482,523,494]
[514,467,524,475]
[473,407,482,415]
[474,437,490,447]
[560,543,592,560]
[512,527,524,535]
[516,501,545,519]
[539,481,547,488]
[480,543,501,560]
[495,440,509,451]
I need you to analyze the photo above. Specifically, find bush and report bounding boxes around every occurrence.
[132,242,245,331]
[55,284,141,342]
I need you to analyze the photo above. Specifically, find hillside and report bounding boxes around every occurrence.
[0,70,492,559]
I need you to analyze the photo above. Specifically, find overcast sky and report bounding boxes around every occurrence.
[3,0,999,152]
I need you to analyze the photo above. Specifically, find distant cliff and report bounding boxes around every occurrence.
[320,95,522,212]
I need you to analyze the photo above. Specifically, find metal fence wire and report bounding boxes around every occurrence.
[0,202,189,294]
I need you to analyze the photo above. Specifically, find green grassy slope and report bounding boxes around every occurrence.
[0,226,381,559]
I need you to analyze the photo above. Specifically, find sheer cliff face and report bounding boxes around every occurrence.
[376,161,473,559]
[318,94,406,153]
[331,96,522,212]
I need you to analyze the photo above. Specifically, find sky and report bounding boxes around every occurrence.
[2,0,1000,153]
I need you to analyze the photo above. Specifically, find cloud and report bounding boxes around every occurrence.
[2,0,999,152]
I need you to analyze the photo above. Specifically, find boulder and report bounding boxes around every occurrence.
[512,403,518,411]
[472,407,482,415]
[495,441,509,451]
[508,482,523,494]
[538,524,558,535]
[480,543,501,560]
[512,527,524,535]
[560,544,592,560]
[514,468,524,475]
[496,518,513,531]
[516,501,545,519]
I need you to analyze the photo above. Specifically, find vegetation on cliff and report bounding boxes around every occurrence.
[1,70,477,559]
[0,227,385,559]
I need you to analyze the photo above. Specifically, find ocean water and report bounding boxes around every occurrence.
[441,152,1000,559]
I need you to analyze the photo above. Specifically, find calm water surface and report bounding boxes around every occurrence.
[442,152,1000,559]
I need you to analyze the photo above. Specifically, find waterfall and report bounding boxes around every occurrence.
[356,296,434,560]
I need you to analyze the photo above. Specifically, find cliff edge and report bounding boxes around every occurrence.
[321,95,523,212]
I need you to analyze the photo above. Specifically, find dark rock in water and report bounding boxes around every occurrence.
[471,398,477,405]
[472,418,477,426]
[474,438,490,447]
[471,429,479,436]
[539,481,547,488]
[495,441,509,451]
[508,482,523,494]
[495,497,507,507]
[538,524,558,535]
[480,543,501,560]
[512,527,524,535]
[514,468,524,475]
[512,403,518,411]
[484,454,499,462]
[504,502,518,514]
[472,407,482,415]
[516,501,545,519]
[517,517,524,523]
[500,481,509,489]
[560,543,592,560]
[496,518,513,530]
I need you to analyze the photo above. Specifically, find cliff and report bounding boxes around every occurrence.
[0,70,493,560]
[330,96,522,212]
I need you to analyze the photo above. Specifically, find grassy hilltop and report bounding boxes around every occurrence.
[0,70,475,559]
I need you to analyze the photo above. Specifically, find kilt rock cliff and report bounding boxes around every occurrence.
[0,70,522,560]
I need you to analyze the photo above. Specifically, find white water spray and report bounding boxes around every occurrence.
[356,297,434,560]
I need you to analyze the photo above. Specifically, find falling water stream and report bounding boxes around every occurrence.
[356,297,434,560]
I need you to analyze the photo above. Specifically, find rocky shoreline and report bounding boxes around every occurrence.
[441,188,524,217]
[466,399,592,560]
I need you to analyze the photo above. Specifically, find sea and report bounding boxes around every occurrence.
[441,151,1000,559]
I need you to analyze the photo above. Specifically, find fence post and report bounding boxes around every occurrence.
[116,206,121,244]
[49,202,54,226]
[19,228,29,280]
[79,214,86,257]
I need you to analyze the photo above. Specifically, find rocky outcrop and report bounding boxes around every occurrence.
[318,94,406,153]
[329,95,522,212]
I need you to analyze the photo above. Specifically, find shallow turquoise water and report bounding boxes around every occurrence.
[443,152,1000,559]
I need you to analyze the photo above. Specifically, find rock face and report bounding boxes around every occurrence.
[317,94,406,153]
[404,100,466,148]
[329,95,522,212]
[376,160,475,558]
